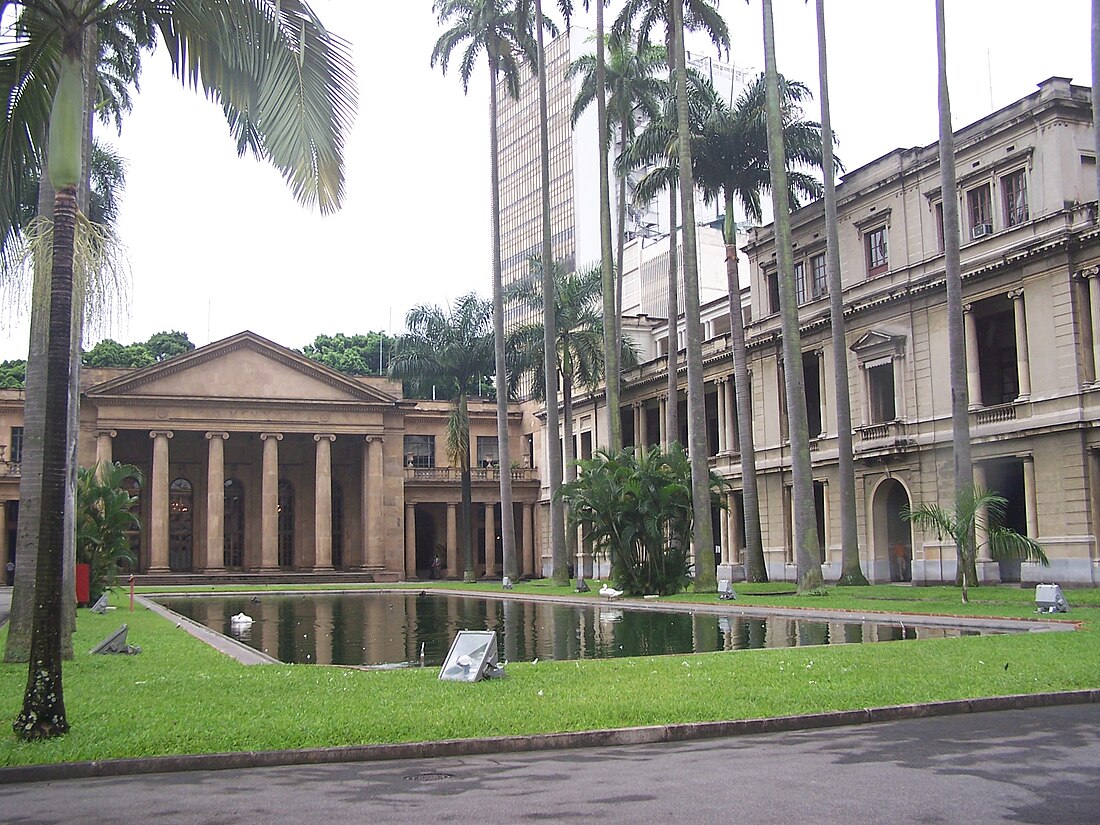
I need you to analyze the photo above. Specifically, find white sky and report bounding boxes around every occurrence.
[0,0,1090,361]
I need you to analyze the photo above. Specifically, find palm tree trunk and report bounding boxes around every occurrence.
[14,182,76,740]
[614,122,628,357]
[935,0,974,590]
[666,183,679,447]
[457,393,475,582]
[488,55,517,584]
[535,0,566,585]
[762,0,823,594]
[596,0,622,452]
[669,0,715,592]
[1094,0,1100,206]
[722,202,766,582]
[816,0,867,587]
[562,370,578,582]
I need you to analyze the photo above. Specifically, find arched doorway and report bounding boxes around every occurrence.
[872,478,912,582]
[169,478,193,571]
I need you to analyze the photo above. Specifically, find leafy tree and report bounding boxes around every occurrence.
[761,0,824,594]
[903,486,1048,604]
[389,294,496,582]
[302,332,392,377]
[0,360,27,389]
[75,461,141,604]
[433,0,547,585]
[82,339,154,368]
[144,330,193,362]
[3,0,356,741]
[559,444,727,596]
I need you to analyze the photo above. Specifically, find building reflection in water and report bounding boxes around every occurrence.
[157,593,991,668]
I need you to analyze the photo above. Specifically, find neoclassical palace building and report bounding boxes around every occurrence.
[2,77,1099,586]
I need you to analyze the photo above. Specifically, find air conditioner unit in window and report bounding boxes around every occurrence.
[972,223,993,239]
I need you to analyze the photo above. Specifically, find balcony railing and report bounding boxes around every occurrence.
[0,462,20,478]
[404,466,537,483]
[855,421,912,451]
[973,403,1017,426]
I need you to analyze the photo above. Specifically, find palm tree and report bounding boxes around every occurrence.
[812,0,867,587]
[432,0,544,586]
[566,30,665,353]
[935,0,974,586]
[689,72,830,584]
[3,0,356,741]
[760,0,823,594]
[506,259,639,587]
[389,295,497,584]
[903,486,1048,604]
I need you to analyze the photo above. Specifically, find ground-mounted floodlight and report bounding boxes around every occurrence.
[90,624,141,655]
[718,580,736,600]
[1035,583,1070,613]
[439,631,504,682]
[89,593,110,614]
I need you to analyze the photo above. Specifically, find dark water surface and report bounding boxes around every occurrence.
[157,592,999,668]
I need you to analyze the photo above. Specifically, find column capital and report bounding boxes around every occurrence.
[314,433,337,443]
[149,430,173,440]
[260,432,283,442]
[365,434,384,444]
[1007,288,1025,301]
[205,431,229,441]
[1074,265,1100,281]
[95,429,117,439]
[963,303,974,314]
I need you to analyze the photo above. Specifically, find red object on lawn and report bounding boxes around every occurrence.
[76,562,90,606]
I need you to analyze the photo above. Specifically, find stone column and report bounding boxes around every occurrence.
[405,502,416,579]
[1023,455,1039,539]
[484,502,496,577]
[817,350,828,437]
[638,403,648,448]
[522,502,534,577]
[1089,271,1100,384]
[725,380,737,452]
[148,431,172,573]
[728,491,742,565]
[204,432,228,571]
[719,492,730,564]
[446,503,458,576]
[313,434,336,570]
[94,430,116,473]
[716,379,727,454]
[633,404,642,448]
[658,396,667,448]
[963,304,982,410]
[260,433,282,570]
[362,435,384,568]
[973,462,990,562]
[1008,289,1031,401]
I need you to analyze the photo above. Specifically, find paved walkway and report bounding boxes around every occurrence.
[1,704,1098,824]
[0,586,10,627]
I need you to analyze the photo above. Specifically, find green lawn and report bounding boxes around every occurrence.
[1,582,1097,768]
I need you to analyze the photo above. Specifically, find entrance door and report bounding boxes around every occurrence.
[169,478,193,571]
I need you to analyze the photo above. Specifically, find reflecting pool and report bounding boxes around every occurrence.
[157,591,999,668]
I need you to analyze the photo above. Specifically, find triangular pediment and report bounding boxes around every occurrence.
[85,331,399,405]
[850,329,905,358]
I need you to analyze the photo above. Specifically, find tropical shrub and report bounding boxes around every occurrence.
[76,462,142,603]
[558,444,727,596]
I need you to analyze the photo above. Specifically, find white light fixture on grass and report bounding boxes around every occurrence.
[439,631,505,682]
[1035,583,1070,613]
[718,580,736,600]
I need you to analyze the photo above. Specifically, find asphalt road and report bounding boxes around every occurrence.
[2,703,1098,825]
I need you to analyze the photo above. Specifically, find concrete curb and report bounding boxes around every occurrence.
[2,688,1098,785]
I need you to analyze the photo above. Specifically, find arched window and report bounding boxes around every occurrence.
[332,481,344,568]
[278,478,295,568]
[169,478,193,571]
[224,478,245,569]
[121,476,142,573]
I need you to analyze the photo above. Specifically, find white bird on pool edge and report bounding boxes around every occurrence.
[599,584,623,601]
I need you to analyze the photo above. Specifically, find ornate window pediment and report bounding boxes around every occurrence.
[850,330,906,365]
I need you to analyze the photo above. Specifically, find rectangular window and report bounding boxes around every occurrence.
[794,261,807,305]
[968,183,992,238]
[476,436,499,467]
[935,201,945,252]
[766,269,780,315]
[866,226,888,276]
[403,435,435,468]
[867,363,896,423]
[1002,169,1028,227]
[810,253,828,300]
[10,426,23,465]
